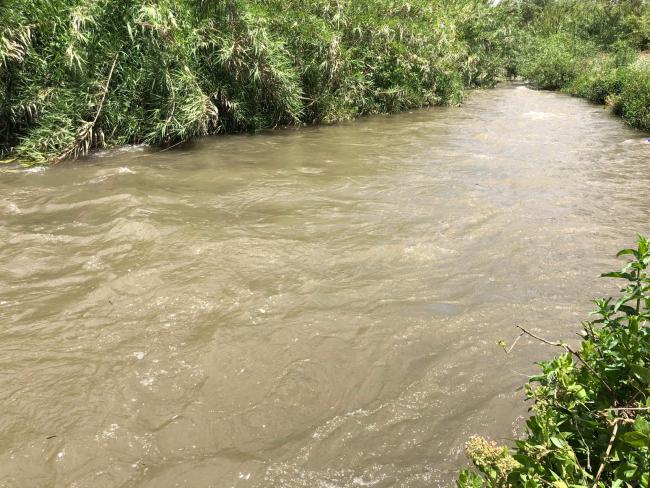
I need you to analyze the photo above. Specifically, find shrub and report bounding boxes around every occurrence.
[613,58,650,132]
[459,236,650,488]
[566,55,622,104]
[517,33,595,90]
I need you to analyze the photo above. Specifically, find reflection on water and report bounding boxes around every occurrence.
[1,84,649,487]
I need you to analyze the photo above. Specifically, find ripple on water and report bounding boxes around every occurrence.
[1,84,649,487]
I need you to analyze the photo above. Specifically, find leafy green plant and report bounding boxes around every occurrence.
[517,33,596,91]
[459,236,650,488]
[611,57,650,132]
[0,0,515,165]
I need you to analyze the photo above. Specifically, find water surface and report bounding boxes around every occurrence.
[1,84,649,487]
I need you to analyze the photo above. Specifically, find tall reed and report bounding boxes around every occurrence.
[0,0,515,165]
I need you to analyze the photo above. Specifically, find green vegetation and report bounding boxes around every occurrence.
[509,0,650,131]
[458,236,650,488]
[0,0,514,165]
[2,0,649,165]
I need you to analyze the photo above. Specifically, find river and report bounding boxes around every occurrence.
[1,83,649,487]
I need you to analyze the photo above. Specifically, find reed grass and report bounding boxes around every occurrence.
[0,0,515,165]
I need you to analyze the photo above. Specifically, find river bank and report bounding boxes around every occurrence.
[0,0,513,166]
[4,0,649,167]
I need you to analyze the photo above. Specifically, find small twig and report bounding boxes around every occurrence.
[515,325,614,393]
[501,331,524,354]
[591,418,620,488]
[572,416,591,471]
[602,406,650,413]
[152,140,183,154]
[584,321,597,343]
[91,53,119,126]
[515,324,565,348]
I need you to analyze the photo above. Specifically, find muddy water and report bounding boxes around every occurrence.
[1,84,649,488]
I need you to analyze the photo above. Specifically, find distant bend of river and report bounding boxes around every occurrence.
[1,83,649,487]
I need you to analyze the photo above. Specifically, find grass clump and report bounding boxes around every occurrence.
[458,236,650,488]
[0,0,516,165]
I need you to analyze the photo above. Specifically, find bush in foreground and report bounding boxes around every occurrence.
[459,236,650,488]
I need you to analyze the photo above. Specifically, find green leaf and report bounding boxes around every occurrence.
[457,469,485,488]
[623,463,638,479]
[631,364,650,385]
[617,248,638,258]
[620,431,650,448]
[618,304,637,316]
[614,295,634,312]
[633,416,650,435]
[601,272,636,280]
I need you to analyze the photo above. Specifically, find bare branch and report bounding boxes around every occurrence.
[591,419,620,488]
[515,325,614,393]
[602,406,650,413]
[500,331,525,355]
[52,51,120,164]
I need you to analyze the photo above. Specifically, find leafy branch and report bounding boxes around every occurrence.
[460,235,650,488]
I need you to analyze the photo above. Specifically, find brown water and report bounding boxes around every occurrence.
[1,83,649,488]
